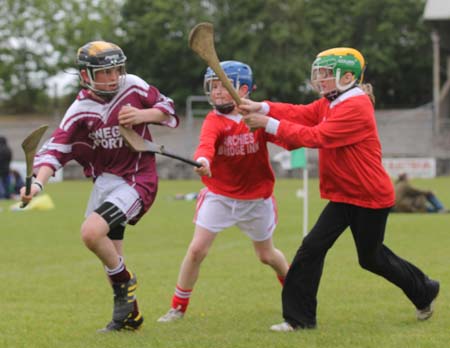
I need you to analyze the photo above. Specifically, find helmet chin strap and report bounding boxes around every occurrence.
[324,90,340,101]
[96,92,116,102]
[215,102,235,114]
[87,87,116,102]
[334,68,357,93]
[336,79,356,92]
[324,69,357,101]
[325,84,358,102]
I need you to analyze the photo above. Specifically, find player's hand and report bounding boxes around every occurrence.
[194,159,212,178]
[238,98,263,113]
[19,183,41,205]
[242,112,270,129]
[118,105,144,127]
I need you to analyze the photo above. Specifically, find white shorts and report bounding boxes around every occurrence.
[194,188,278,242]
[85,173,142,223]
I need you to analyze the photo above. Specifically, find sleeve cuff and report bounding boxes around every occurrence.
[157,114,178,128]
[265,117,280,135]
[260,102,270,115]
[195,156,210,167]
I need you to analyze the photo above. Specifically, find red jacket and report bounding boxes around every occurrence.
[267,88,394,209]
[194,110,294,199]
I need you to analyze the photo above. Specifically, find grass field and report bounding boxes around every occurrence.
[0,178,448,348]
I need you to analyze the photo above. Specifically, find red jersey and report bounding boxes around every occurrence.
[194,111,293,200]
[267,87,394,209]
[34,74,179,222]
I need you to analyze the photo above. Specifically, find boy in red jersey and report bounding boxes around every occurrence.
[157,61,293,322]
[20,41,179,332]
[240,47,440,331]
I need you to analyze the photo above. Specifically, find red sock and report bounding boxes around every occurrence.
[277,264,290,286]
[171,285,192,312]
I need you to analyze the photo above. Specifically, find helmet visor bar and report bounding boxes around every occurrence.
[85,64,126,96]
[310,67,334,93]
[91,64,126,76]
[203,76,239,96]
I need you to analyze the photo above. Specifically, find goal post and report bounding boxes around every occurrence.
[290,148,309,237]
[185,95,210,125]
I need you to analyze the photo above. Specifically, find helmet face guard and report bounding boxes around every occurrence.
[203,60,253,113]
[76,41,127,99]
[311,47,365,95]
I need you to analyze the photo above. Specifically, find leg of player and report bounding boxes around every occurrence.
[253,237,289,286]
[157,225,217,322]
[81,210,142,332]
[81,213,120,267]
[101,238,142,332]
[111,239,123,257]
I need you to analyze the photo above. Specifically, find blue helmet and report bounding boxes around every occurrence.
[203,60,254,96]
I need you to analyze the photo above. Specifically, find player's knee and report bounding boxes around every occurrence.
[256,249,274,265]
[80,223,100,249]
[358,254,381,273]
[187,244,208,263]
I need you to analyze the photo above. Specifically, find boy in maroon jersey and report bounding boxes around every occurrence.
[20,41,179,332]
[241,47,440,331]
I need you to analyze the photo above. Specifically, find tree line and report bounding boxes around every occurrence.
[0,0,431,114]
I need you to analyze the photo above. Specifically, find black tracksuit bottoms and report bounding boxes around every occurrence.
[282,201,436,328]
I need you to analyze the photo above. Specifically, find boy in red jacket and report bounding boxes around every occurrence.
[241,47,439,331]
[157,61,293,322]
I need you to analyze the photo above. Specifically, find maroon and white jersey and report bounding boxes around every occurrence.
[34,74,179,223]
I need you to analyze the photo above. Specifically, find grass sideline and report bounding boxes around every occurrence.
[0,178,448,348]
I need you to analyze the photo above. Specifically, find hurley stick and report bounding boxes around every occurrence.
[21,124,48,207]
[120,126,202,168]
[189,22,242,106]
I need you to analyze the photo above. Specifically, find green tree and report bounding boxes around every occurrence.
[120,0,210,109]
[302,0,431,107]
[0,0,432,112]
[120,0,316,109]
[207,0,315,103]
[120,0,430,109]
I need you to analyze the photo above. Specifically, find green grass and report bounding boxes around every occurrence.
[0,178,449,348]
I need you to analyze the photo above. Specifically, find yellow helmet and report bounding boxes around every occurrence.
[311,47,365,95]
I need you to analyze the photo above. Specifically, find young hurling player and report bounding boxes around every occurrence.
[157,61,293,322]
[20,41,179,332]
[240,47,440,332]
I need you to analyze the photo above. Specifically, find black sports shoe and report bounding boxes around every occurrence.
[416,279,440,320]
[98,312,144,332]
[98,272,142,332]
